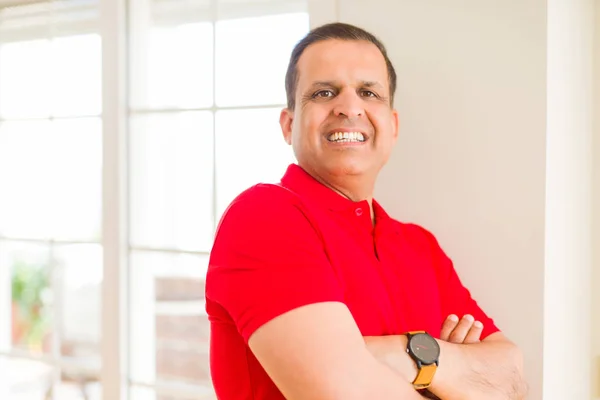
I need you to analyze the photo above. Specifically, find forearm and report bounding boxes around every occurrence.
[346,354,432,400]
[433,339,526,400]
[365,336,527,400]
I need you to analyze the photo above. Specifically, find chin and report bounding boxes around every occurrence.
[325,162,369,177]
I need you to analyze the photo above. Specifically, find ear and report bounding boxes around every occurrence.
[280,108,294,145]
[391,108,400,143]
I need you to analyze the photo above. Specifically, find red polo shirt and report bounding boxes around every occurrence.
[206,164,498,399]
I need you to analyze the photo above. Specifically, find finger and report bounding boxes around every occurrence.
[440,314,459,341]
[448,314,475,343]
[464,320,484,343]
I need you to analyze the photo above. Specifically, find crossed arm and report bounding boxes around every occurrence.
[366,314,527,400]
[249,302,527,400]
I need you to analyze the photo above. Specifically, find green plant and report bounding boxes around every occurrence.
[11,259,51,350]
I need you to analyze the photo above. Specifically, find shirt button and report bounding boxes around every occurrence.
[355,207,363,217]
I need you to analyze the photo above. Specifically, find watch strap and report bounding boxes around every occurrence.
[406,330,426,337]
[413,363,437,389]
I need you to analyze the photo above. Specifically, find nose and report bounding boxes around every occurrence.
[332,89,364,119]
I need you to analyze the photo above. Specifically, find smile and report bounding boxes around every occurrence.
[326,131,366,143]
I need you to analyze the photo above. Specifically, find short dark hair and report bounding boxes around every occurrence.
[284,22,397,110]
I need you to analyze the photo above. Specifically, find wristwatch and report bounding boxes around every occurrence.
[404,331,440,390]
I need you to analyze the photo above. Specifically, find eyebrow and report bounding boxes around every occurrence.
[309,80,385,89]
[362,81,384,89]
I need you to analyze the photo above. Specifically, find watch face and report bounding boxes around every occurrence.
[409,333,440,365]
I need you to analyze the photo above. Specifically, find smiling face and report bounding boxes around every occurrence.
[280,39,399,197]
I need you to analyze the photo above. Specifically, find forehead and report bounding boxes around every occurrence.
[296,39,389,90]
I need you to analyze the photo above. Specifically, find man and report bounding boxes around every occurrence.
[206,22,527,400]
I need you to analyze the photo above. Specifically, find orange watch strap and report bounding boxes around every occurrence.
[412,363,437,389]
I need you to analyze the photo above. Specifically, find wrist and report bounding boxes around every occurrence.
[397,334,420,383]
[428,339,462,395]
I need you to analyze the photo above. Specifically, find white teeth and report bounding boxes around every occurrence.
[327,131,365,143]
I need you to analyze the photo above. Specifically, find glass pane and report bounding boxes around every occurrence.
[0,118,102,241]
[129,385,155,400]
[0,241,52,354]
[0,39,52,119]
[0,241,102,398]
[215,107,294,219]
[129,251,210,395]
[215,13,309,107]
[50,34,102,117]
[130,112,214,252]
[0,356,101,400]
[55,244,102,358]
[130,23,213,110]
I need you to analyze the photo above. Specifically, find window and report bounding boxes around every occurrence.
[128,1,308,398]
[0,1,103,399]
[0,0,308,398]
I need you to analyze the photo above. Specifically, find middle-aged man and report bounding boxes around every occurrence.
[206,22,527,400]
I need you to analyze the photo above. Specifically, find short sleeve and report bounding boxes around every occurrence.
[423,228,500,340]
[205,185,345,343]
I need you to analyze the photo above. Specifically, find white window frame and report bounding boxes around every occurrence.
[101,0,129,398]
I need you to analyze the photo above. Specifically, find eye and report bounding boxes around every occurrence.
[313,90,335,98]
[361,90,378,98]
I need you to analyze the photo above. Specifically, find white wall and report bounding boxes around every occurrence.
[309,1,597,399]
[593,1,600,397]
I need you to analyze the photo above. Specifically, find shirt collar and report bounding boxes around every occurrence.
[372,198,391,222]
[280,163,391,222]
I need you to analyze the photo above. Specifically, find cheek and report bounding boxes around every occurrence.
[370,109,396,140]
[300,107,329,138]
[291,113,316,150]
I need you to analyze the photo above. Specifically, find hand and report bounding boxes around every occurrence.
[440,314,483,344]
